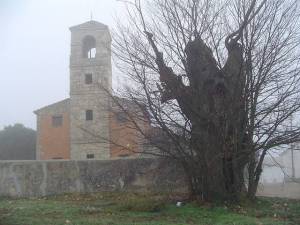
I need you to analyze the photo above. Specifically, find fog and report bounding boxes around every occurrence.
[0,0,122,129]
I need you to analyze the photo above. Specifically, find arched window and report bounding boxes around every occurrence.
[82,35,96,59]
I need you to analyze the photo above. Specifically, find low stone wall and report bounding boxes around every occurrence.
[0,158,187,197]
[257,182,300,199]
[2,158,299,199]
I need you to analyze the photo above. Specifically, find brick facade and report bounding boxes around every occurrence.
[35,99,70,160]
[35,103,146,160]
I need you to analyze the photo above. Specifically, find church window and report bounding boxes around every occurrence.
[52,157,63,160]
[103,77,108,85]
[86,110,93,121]
[116,112,128,123]
[85,73,93,84]
[119,154,130,158]
[87,154,94,159]
[82,35,96,59]
[52,115,63,127]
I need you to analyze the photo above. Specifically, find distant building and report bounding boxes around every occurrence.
[261,148,300,183]
[34,21,149,160]
[258,148,300,199]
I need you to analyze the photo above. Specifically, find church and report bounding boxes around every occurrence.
[34,21,149,160]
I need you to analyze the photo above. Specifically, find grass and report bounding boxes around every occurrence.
[0,192,299,225]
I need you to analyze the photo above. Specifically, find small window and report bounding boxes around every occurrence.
[86,110,93,121]
[103,77,108,85]
[85,74,93,84]
[119,154,130,158]
[52,115,63,127]
[52,157,63,160]
[87,154,94,159]
[116,112,128,123]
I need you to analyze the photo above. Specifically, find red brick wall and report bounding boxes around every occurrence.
[38,111,149,159]
[39,113,70,160]
[109,112,150,158]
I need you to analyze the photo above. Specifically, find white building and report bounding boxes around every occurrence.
[258,147,300,199]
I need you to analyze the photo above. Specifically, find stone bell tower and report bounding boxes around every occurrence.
[69,21,112,160]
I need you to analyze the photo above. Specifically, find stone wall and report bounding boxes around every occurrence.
[1,158,299,199]
[257,182,300,199]
[0,158,187,197]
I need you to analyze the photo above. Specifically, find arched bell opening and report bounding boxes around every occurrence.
[82,35,96,59]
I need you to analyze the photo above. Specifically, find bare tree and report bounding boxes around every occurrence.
[111,0,300,201]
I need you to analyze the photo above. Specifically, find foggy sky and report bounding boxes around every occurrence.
[0,0,122,130]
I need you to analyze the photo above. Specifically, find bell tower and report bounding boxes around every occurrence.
[69,21,112,160]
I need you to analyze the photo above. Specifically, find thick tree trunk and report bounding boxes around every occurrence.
[185,126,246,202]
[146,32,248,202]
[185,163,245,202]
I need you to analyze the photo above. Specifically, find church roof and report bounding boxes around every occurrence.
[34,96,148,118]
[34,98,70,115]
[69,20,108,31]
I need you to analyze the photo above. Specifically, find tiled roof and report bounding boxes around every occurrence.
[34,98,70,114]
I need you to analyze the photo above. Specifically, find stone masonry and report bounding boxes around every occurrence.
[0,158,188,197]
[69,21,112,160]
